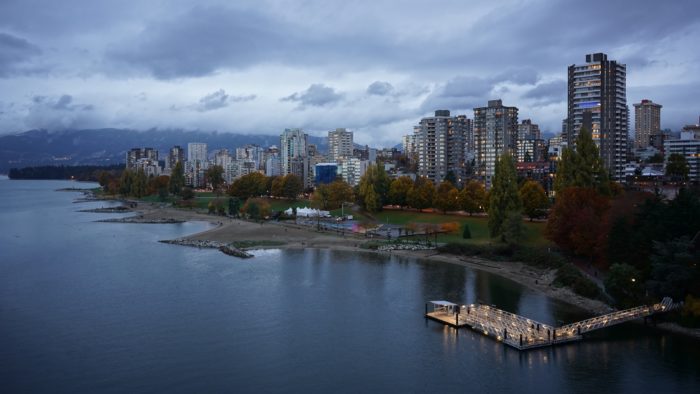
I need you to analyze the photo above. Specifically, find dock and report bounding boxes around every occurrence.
[425,297,675,350]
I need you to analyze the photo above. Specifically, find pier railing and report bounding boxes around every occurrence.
[425,297,677,350]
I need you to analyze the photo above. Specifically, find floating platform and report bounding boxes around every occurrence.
[425,298,675,351]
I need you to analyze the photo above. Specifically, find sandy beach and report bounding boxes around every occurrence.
[124,201,614,315]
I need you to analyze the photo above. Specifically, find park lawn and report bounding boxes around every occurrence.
[258,198,317,212]
[380,209,550,247]
[193,191,226,209]
[138,194,177,204]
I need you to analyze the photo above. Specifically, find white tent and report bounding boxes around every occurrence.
[284,206,331,218]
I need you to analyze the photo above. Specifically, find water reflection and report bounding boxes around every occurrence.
[2,180,699,393]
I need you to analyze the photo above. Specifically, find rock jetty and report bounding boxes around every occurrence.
[160,239,253,258]
[79,206,130,213]
[98,216,185,224]
[377,243,436,252]
[159,239,223,248]
[219,245,253,258]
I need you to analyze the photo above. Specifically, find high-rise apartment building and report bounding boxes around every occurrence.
[328,128,354,162]
[516,119,544,163]
[402,133,417,159]
[567,53,628,180]
[473,100,519,187]
[126,148,142,169]
[280,128,309,186]
[634,99,662,149]
[415,110,468,185]
[518,119,540,140]
[168,146,185,169]
[462,116,475,157]
[186,143,208,188]
[187,143,208,163]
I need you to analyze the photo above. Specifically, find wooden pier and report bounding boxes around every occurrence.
[425,297,675,350]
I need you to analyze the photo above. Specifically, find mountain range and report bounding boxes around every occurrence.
[0,129,329,173]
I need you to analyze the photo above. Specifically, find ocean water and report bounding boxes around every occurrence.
[1,179,699,393]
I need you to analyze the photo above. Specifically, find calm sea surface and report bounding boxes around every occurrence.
[1,178,699,393]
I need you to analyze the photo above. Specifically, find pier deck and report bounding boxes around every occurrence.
[425,297,675,350]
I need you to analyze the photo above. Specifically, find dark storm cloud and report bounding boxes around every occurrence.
[0,32,41,77]
[524,80,566,104]
[0,0,699,139]
[367,81,394,96]
[458,0,700,73]
[282,84,343,108]
[108,5,289,79]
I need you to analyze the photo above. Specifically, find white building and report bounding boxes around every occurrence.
[664,131,700,182]
[338,157,369,187]
[567,53,628,181]
[187,143,207,163]
[280,128,309,186]
[473,100,518,187]
[328,128,354,162]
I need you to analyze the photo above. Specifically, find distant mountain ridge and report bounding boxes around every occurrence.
[0,129,328,173]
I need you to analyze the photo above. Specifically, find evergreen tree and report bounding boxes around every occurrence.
[444,170,457,186]
[206,165,225,192]
[228,197,240,217]
[488,153,522,238]
[119,169,133,196]
[169,161,185,195]
[666,153,690,181]
[553,147,575,194]
[573,127,610,194]
[502,211,524,244]
[554,127,609,195]
[462,223,471,239]
[133,169,147,198]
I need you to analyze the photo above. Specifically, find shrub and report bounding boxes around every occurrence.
[462,224,472,239]
[437,242,513,261]
[512,246,566,269]
[554,263,603,299]
[679,295,700,328]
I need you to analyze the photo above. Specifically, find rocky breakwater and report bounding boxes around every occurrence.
[377,243,436,252]
[160,239,253,258]
[98,216,185,224]
[79,206,131,213]
[218,245,253,258]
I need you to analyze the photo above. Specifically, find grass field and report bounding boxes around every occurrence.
[379,209,549,247]
[132,191,549,247]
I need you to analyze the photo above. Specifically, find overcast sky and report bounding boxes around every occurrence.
[0,0,698,147]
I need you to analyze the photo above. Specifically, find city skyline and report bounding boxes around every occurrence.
[0,0,699,148]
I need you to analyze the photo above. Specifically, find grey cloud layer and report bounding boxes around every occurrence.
[0,32,41,76]
[25,94,98,130]
[0,0,698,142]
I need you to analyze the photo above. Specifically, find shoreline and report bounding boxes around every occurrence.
[124,200,614,315]
[94,198,698,337]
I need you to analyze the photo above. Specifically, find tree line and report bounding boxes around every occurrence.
[545,128,699,319]
[8,165,124,181]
